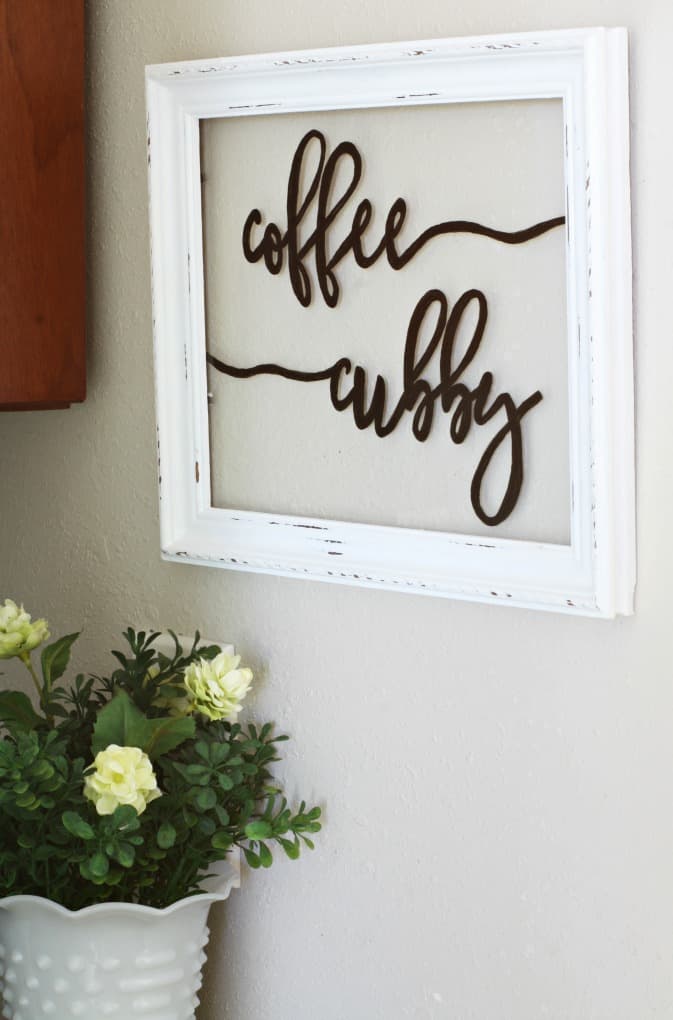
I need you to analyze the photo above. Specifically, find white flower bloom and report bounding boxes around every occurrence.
[183,652,252,721]
[0,599,50,659]
[84,744,161,816]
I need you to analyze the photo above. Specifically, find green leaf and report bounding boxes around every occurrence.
[92,691,195,758]
[209,744,230,766]
[41,633,80,688]
[91,690,148,755]
[214,805,229,826]
[243,847,261,869]
[244,820,273,840]
[29,760,54,781]
[157,823,176,849]
[143,716,195,758]
[183,764,211,785]
[197,816,216,837]
[194,788,217,812]
[62,811,96,840]
[116,843,135,868]
[15,792,38,808]
[196,644,221,661]
[88,852,109,878]
[0,691,42,733]
[81,852,109,885]
[182,807,197,827]
[111,804,140,830]
[47,704,70,719]
[258,842,273,868]
[278,837,300,860]
[211,831,233,851]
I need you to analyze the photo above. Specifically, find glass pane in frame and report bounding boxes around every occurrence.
[201,99,570,544]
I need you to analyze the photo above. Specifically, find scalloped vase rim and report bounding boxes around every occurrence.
[0,849,240,919]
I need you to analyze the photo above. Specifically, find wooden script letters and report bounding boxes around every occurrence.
[206,128,566,527]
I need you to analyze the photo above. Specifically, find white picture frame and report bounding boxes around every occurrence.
[146,28,634,617]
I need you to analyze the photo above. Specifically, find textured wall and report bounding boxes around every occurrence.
[0,1,672,1017]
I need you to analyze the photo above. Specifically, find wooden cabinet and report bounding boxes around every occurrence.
[0,0,85,410]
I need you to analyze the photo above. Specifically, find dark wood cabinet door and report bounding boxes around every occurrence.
[0,0,85,410]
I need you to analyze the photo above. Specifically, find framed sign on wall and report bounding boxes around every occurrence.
[146,28,635,616]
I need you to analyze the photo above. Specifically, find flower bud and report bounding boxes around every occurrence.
[0,599,50,660]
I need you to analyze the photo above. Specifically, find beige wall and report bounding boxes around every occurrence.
[1,1,672,1017]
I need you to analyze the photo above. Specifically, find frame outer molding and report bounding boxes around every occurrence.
[584,28,635,616]
[146,28,635,617]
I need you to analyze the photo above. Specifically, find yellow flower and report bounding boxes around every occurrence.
[84,744,161,816]
[183,651,252,721]
[0,599,50,660]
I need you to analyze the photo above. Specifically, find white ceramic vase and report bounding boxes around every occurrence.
[0,855,239,1020]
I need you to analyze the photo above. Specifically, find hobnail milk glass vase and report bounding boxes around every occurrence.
[0,855,239,1020]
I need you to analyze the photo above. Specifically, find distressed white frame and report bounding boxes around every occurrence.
[146,28,634,616]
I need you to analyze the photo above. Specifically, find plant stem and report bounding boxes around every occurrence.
[19,652,53,725]
[20,652,42,700]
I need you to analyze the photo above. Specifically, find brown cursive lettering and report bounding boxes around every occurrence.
[242,129,566,308]
[207,286,542,526]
